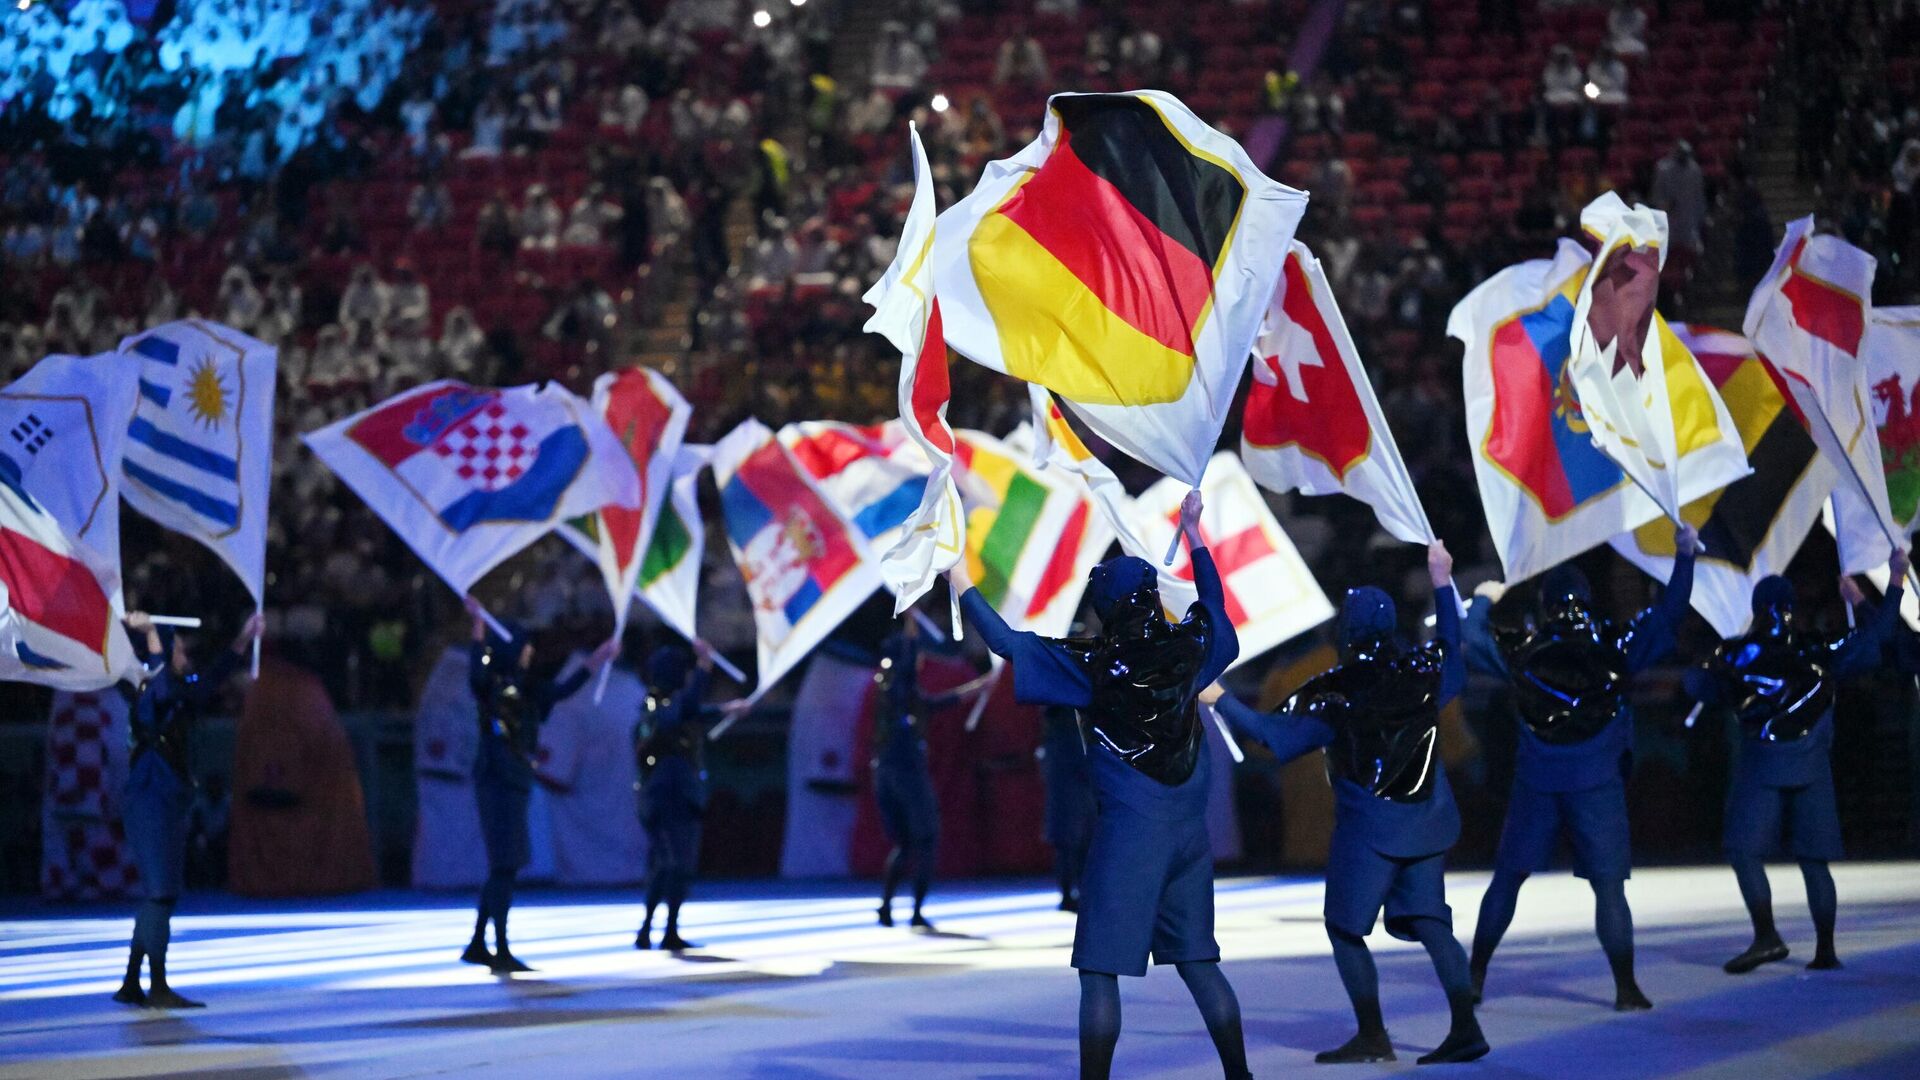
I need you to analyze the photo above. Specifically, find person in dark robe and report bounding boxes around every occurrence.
[115,611,263,1008]
[635,640,731,951]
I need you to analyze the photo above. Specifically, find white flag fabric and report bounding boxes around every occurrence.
[1129,451,1333,669]
[0,352,138,564]
[1566,194,1750,519]
[930,90,1307,485]
[1856,305,1920,540]
[303,380,640,597]
[1242,241,1433,544]
[118,321,276,603]
[1745,217,1898,574]
[635,444,711,643]
[864,122,965,613]
[711,419,882,698]
[0,469,139,690]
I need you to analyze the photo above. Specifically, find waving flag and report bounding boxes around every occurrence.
[636,444,711,643]
[118,321,276,603]
[304,380,640,597]
[1242,241,1434,544]
[953,427,1115,637]
[556,368,690,639]
[1860,306,1920,537]
[1611,326,1837,636]
[713,419,881,697]
[779,421,932,553]
[0,463,138,690]
[1027,385,1153,557]
[864,122,965,613]
[932,91,1308,485]
[0,352,139,563]
[1745,217,1898,574]
[1130,452,1333,668]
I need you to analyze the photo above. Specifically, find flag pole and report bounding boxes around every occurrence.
[146,615,203,628]
[963,657,1003,732]
[250,601,262,678]
[708,650,748,685]
[1206,703,1244,763]
[948,579,964,642]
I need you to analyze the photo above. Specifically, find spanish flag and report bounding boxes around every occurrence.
[932,92,1307,486]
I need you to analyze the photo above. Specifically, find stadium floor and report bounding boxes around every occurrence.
[2,864,1917,1078]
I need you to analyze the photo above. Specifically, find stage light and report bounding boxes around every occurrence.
[753,9,772,27]
[931,93,951,113]
[1584,81,1601,100]
[791,0,807,6]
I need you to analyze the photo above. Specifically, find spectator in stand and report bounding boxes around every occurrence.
[1606,1,1649,60]
[962,97,1006,161]
[465,92,509,159]
[1650,140,1707,258]
[1584,45,1627,155]
[410,178,453,231]
[217,266,265,335]
[339,263,390,328]
[437,306,489,380]
[544,277,617,358]
[1541,44,1585,147]
[870,23,928,94]
[381,316,435,394]
[401,89,436,155]
[390,263,431,327]
[477,193,519,260]
[994,26,1051,89]
[602,83,650,134]
[519,184,564,250]
[564,182,622,247]
[258,272,303,344]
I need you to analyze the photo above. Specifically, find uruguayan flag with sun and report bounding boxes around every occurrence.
[117,321,277,604]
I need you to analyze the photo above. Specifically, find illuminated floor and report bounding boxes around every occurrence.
[2,864,1918,1078]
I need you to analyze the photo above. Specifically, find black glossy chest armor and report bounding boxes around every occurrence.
[1504,626,1629,744]
[637,694,703,778]
[476,653,535,752]
[1714,633,1832,742]
[1291,645,1445,803]
[1086,610,1211,786]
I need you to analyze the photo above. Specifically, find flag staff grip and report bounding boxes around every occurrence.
[146,615,203,628]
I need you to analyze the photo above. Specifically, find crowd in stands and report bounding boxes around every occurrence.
[0,0,1896,712]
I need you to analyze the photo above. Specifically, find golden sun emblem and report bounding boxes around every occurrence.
[184,358,231,431]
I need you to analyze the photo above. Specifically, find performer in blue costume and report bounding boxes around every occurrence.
[1206,542,1489,1066]
[636,640,732,951]
[1464,524,1698,1011]
[113,611,263,1009]
[1041,703,1096,912]
[460,597,614,973]
[1684,549,1908,974]
[952,491,1252,1080]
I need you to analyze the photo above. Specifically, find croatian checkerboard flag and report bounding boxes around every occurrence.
[713,418,882,698]
[304,380,640,597]
[118,322,276,604]
[1129,451,1333,669]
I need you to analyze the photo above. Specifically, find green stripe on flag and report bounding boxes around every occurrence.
[640,504,691,587]
[978,472,1047,606]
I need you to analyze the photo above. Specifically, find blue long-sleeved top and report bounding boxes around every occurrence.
[872,633,968,777]
[1683,580,1904,787]
[1215,584,1464,857]
[1465,552,1694,792]
[960,549,1238,819]
[638,666,717,815]
[470,642,590,782]
[128,645,244,797]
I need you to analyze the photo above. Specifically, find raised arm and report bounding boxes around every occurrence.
[1203,686,1334,764]
[1625,525,1697,673]
[1429,542,1466,705]
[1461,585,1512,678]
[1184,490,1240,684]
[949,563,1092,708]
[1828,550,1909,678]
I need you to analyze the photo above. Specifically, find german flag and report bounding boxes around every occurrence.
[933,91,1306,486]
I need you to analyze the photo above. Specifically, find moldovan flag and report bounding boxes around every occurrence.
[1611,325,1836,637]
[636,444,711,644]
[118,321,276,603]
[304,380,640,597]
[1242,240,1433,544]
[953,427,1115,637]
[0,352,139,563]
[713,419,882,697]
[1566,194,1750,520]
[556,368,691,640]
[0,467,139,689]
[864,121,964,613]
[1745,217,1898,574]
[1858,306,1920,537]
[932,91,1308,485]
[1130,451,1333,668]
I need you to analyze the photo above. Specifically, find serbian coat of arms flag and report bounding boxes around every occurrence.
[931,91,1308,486]
[1611,325,1836,637]
[1241,240,1434,545]
[1745,218,1900,574]
[304,380,640,596]
[712,418,882,697]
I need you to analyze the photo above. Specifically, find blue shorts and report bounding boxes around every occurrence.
[1325,833,1452,942]
[1494,781,1632,881]
[1071,804,1217,976]
[875,766,940,847]
[1724,772,1842,861]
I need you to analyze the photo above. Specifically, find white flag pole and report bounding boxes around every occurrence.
[708,650,748,685]
[250,601,262,678]
[147,615,203,628]
[963,656,1004,732]
[1206,703,1244,763]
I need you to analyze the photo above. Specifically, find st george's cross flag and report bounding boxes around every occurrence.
[712,419,882,698]
[556,368,690,643]
[1565,194,1749,521]
[1130,452,1333,668]
[953,427,1116,638]
[635,444,711,643]
[304,380,640,597]
[1449,238,1748,583]
[0,460,139,690]
[0,352,139,566]
[1611,325,1837,637]
[1862,306,1920,536]
[932,91,1308,486]
[864,122,966,614]
[1241,240,1434,544]
[1745,217,1900,575]
[118,321,276,603]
